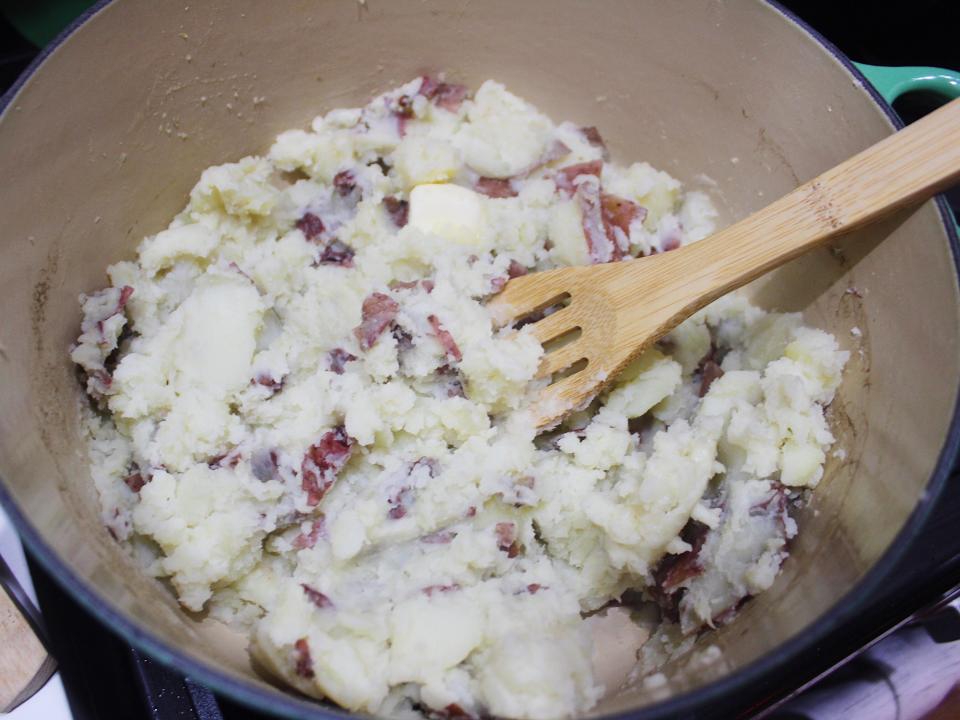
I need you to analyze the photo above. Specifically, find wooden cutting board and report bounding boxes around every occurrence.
[0,564,56,713]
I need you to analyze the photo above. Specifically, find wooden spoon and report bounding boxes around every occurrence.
[488,98,960,429]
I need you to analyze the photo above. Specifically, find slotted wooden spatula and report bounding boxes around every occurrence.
[488,98,960,429]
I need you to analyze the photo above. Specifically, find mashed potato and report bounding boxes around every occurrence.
[73,78,847,719]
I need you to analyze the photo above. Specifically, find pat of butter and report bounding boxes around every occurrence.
[408,183,487,246]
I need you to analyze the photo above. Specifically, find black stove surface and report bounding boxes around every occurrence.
[6,1,960,718]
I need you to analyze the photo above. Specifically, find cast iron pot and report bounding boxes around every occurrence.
[1,1,960,717]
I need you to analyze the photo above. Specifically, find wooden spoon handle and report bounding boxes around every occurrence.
[656,97,960,311]
[0,555,56,713]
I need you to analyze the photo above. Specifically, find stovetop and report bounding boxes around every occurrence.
[4,2,960,719]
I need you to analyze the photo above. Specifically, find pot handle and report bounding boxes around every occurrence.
[854,63,960,104]
[855,63,960,232]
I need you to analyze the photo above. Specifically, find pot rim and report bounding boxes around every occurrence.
[1,1,958,718]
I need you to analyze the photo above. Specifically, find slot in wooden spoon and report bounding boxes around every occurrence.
[488,98,960,428]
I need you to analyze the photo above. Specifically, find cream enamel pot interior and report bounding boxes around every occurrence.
[1,1,959,718]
